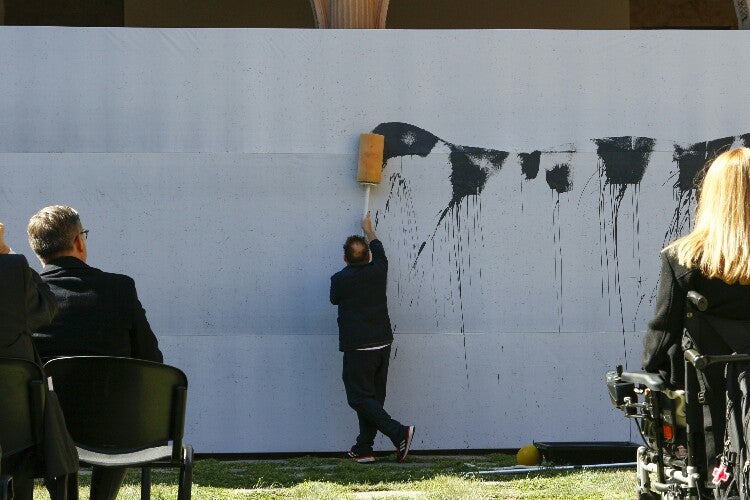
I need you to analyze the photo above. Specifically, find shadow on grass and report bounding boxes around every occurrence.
[110,454,524,490]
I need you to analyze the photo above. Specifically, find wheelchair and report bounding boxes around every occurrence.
[607,291,750,499]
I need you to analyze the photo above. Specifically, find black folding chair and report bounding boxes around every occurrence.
[44,356,194,500]
[0,443,9,500]
[0,444,7,500]
[0,357,71,500]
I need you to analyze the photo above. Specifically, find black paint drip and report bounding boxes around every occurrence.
[673,136,733,193]
[667,136,735,245]
[545,163,572,193]
[369,125,750,379]
[373,122,508,264]
[519,151,541,180]
[672,134,736,192]
[593,136,655,368]
[374,122,508,387]
[547,163,571,332]
[382,167,421,308]
[594,136,655,185]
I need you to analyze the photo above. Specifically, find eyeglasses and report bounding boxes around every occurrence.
[80,229,89,240]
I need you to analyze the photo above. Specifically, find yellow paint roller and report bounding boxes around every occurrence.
[357,133,385,217]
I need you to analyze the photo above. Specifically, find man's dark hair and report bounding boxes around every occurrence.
[344,235,370,265]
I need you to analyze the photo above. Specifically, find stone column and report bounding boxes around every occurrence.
[310,0,389,28]
[734,0,750,28]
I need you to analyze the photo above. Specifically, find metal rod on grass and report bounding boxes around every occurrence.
[466,462,637,476]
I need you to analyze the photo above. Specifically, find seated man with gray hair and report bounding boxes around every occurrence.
[28,205,162,500]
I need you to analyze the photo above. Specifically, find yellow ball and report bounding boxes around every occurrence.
[517,444,542,466]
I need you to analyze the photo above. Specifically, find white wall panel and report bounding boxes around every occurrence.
[1,28,746,451]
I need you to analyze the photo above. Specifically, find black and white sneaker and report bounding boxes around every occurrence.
[342,451,375,463]
[396,426,415,463]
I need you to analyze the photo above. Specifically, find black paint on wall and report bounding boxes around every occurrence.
[373,121,508,247]
[374,122,508,226]
[448,146,507,204]
[519,150,541,180]
[673,136,734,193]
[592,136,655,354]
[374,122,508,382]
[371,124,750,357]
[666,135,736,245]
[545,163,572,193]
[372,122,440,163]
[594,136,656,185]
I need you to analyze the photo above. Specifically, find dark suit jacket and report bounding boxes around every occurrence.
[0,253,78,478]
[330,239,393,351]
[0,253,57,361]
[643,249,750,387]
[34,256,162,362]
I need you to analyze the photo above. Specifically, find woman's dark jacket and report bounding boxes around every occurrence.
[330,239,393,351]
[643,249,750,387]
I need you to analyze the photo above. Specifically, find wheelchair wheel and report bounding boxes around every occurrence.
[637,491,660,500]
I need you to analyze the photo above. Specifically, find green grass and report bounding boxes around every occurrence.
[33,454,635,499]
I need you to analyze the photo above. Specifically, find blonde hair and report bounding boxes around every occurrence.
[665,147,750,284]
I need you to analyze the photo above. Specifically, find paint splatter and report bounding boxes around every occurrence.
[374,122,507,256]
[667,136,734,244]
[373,122,440,163]
[593,136,655,367]
[546,163,571,331]
[371,124,750,361]
[381,166,421,307]
[595,137,655,186]
[545,163,572,194]
[519,151,541,180]
[374,122,509,386]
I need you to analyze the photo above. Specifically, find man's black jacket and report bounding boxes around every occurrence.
[330,239,393,351]
[34,256,162,362]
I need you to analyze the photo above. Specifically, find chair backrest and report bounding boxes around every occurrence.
[0,358,45,457]
[44,357,188,455]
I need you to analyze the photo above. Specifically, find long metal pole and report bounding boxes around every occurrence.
[467,462,637,476]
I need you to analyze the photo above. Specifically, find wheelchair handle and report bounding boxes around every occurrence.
[685,349,750,369]
[687,291,708,312]
[684,348,708,369]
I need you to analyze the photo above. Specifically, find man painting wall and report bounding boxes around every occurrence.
[330,212,414,463]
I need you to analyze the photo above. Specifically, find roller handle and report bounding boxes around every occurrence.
[363,184,371,218]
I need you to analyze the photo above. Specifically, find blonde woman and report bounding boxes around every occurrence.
[643,147,750,386]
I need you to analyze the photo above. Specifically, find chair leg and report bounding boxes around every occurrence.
[46,472,77,500]
[67,472,79,500]
[140,468,151,500]
[0,476,11,500]
[52,473,68,500]
[177,445,194,500]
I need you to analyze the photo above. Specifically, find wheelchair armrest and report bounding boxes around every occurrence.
[619,371,667,391]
